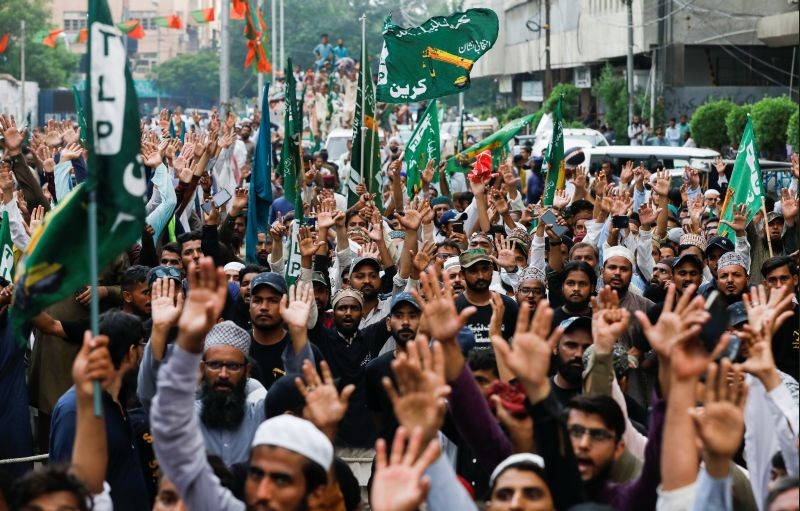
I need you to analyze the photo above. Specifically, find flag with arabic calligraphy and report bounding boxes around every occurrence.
[718,116,764,242]
[446,113,537,174]
[376,8,498,103]
[405,99,440,198]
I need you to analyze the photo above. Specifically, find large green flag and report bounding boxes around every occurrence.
[0,212,14,283]
[12,0,145,335]
[718,116,764,241]
[280,58,302,207]
[71,86,89,146]
[347,39,382,209]
[446,113,537,174]
[543,96,565,207]
[405,99,440,198]
[376,9,498,103]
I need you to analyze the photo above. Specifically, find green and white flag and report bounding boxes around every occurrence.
[283,220,303,286]
[376,9,498,103]
[280,58,302,207]
[347,39,382,209]
[718,116,764,241]
[0,212,14,283]
[446,113,537,174]
[405,99,440,198]
[543,96,565,207]
[12,0,146,336]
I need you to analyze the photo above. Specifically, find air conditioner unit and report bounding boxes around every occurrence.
[574,67,592,88]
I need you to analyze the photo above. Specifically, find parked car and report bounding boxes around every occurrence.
[325,128,354,162]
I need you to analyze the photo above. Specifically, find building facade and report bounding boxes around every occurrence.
[467,0,798,121]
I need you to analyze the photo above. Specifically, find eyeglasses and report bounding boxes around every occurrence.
[568,424,615,443]
[518,287,546,297]
[436,253,454,260]
[204,361,246,372]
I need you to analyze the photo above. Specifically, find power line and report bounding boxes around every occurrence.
[599,0,700,30]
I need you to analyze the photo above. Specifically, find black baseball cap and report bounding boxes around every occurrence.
[250,272,287,295]
[147,265,182,287]
[349,257,381,278]
[672,253,704,270]
[705,236,734,256]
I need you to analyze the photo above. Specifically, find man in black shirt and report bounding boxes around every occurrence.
[550,316,593,407]
[455,249,518,345]
[247,272,322,389]
[551,261,596,327]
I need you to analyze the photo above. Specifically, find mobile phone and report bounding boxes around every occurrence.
[541,210,568,237]
[699,291,730,353]
[452,221,464,234]
[612,215,630,229]
[212,188,232,209]
[718,334,741,361]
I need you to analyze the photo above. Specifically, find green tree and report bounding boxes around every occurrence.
[690,99,734,150]
[751,95,795,154]
[0,0,79,89]
[501,106,525,124]
[153,51,220,105]
[592,64,628,142]
[725,104,751,146]
[544,83,580,122]
[787,108,799,153]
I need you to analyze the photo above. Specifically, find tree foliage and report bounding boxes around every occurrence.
[725,104,751,146]
[690,99,734,150]
[154,51,220,106]
[788,108,799,153]
[544,83,580,122]
[751,95,795,154]
[592,64,628,142]
[0,0,79,88]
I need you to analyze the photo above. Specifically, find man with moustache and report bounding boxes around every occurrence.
[715,251,749,305]
[516,266,548,312]
[443,257,466,295]
[455,249,519,345]
[196,321,265,467]
[600,245,653,350]
[552,261,596,326]
[550,316,593,407]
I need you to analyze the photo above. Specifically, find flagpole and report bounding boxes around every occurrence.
[359,14,366,184]
[368,84,377,197]
[761,203,774,258]
[87,190,102,417]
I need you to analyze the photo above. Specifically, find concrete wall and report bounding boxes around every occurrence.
[0,75,39,125]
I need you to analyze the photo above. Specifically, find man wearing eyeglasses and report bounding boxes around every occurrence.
[196,321,266,467]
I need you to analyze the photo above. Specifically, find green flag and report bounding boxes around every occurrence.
[71,86,88,146]
[279,59,302,207]
[12,0,146,336]
[456,108,465,154]
[543,96,565,207]
[347,39,382,209]
[0,212,14,283]
[376,9,498,103]
[405,99,440,198]
[718,116,764,241]
[446,113,537,174]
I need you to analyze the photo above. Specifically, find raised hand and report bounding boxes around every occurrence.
[316,199,337,229]
[591,286,630,355]
[60,122,81,145]
[781,188,798,223]
[421,159,435,187]
[384,336,450,445]
[491,300,562,404]
[141,142,163,168]
[493,235,517,271]
[412,240,436,274]
[26,205,45,235]
[298,226,325,258]
[150,277,185,329]
[368,211,385,242]
[743,284,795,336]
[553,189,570,210]
[296,359,355,439]
[611,190,632,217]
[59,142,83,162]
[620,160,634,185]
[689,360,747,476]
[370,427,441,511]
[573,165,588,190]
[634,283,708,362]
[713,156,726,176]
[36,146,57,173]
[718,204,749,236]
[489,292,505,339]
[72,332,114,398]
[44,119,62,148]
[1,115,29,154]
[737,314,782,391]
[653,168,670,198]
[178,257,228,350]
[395,201,430,232]
[230,187,249,217]
[637,200,660,228]
[412,267,476,343]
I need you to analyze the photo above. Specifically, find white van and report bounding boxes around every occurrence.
[325,128,354,162]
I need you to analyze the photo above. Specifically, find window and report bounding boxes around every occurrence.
[63,10,87,32]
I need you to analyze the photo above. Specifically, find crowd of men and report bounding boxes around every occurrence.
[0,94,798,511]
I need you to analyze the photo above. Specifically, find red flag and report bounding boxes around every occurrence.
[0,34,8,54]
[231,0,246,20]
[117,20,145,39]
[42,29,64,48]
[243,0,270,73]
[75,28,88,44]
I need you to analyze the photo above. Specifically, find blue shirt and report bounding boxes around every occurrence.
[313,43,333,64]
[50,387,150,511]
[332,45,348,61]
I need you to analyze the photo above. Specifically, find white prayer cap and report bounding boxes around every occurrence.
[224,262,245,274]
[443,256,461,271]
[251,415,333,471]
[489,453,546,489]
[704,189,720,199]
[603,245,635,266]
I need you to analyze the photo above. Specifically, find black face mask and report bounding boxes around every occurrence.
[200,376,247,430]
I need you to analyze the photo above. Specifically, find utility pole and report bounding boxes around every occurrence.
[156,27,161,110]
[279,0,284,70]
[544,0,552,97]
[220,0,230,104]
[20,20,25,121]
[271,0,277,84]
[626,0,634,125]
